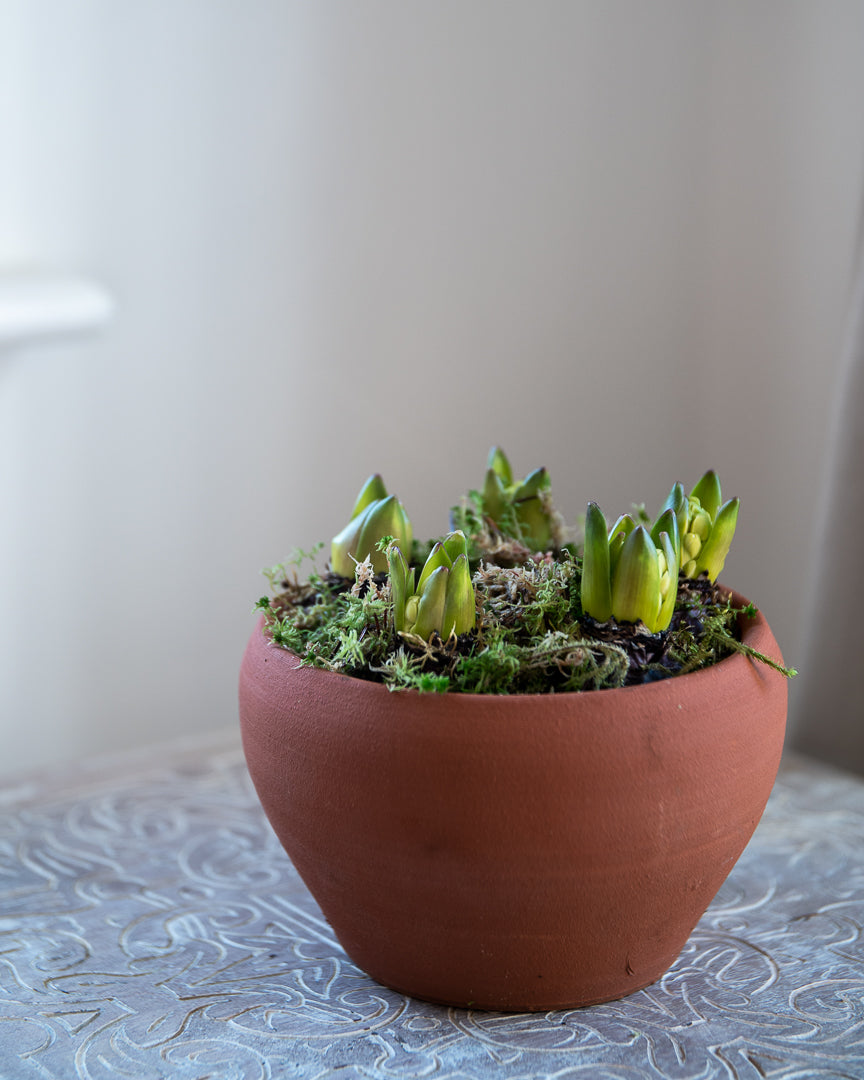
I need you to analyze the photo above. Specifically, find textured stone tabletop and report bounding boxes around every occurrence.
[2,730,864,1079]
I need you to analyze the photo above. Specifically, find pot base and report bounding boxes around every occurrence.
[363,966,670,1013]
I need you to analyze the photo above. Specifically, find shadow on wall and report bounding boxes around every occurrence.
[792,223,864,775]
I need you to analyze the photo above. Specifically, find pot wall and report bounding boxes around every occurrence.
[239,598,787,1011]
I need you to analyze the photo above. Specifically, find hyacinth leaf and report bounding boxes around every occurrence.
[350,473,388,520]
[442,530,469,562]
[611,526,661,628]
[651,507,680,562]
[355,495,413,574]
[333,484,412,577]
[330,516,365,577]
[513,467,550,501]
[694,497,740,582]
[655,530,679,632]
[482,467,507,520]
[690,469,722,521]
[411,565,449,641]
[662,482,688,538]
[608,514,636,576]
[581,502,613,623]
[417,541,452,593]
[441,554,476,637]
[387,543,410,632]
[516,500,552,551]
[487,446,514,487]
[609,514,636,543]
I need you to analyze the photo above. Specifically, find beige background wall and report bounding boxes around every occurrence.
[2,1,863,776]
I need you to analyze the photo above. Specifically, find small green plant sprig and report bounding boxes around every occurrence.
[258,453,795,693]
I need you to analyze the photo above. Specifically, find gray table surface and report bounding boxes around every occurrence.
[2,730,864,1080]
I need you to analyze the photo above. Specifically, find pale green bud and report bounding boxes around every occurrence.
[332,478,412,577]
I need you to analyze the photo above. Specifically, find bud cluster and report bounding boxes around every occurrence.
[580,470,739,633]
[387,531,476,641]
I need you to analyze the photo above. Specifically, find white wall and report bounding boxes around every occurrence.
[1,1,863,776]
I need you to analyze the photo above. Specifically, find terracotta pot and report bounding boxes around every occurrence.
[239,594,787,1012]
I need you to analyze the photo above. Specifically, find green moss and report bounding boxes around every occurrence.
[258,540,795,694]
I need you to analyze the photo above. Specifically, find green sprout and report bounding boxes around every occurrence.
[661,470,739,582]
[475,446,558,551]
[387,531,476,641]
[331,474,413,578]
[581,502,679,633]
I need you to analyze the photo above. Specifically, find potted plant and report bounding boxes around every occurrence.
[239,450,793,1012]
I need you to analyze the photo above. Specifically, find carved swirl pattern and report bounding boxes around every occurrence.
[2,737,864,1079]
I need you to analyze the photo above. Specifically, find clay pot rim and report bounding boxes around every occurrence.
[256,586,777,706]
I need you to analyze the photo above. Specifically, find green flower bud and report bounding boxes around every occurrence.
[332,479,412,577]
[656,471,740,583]
[677,471,739,582]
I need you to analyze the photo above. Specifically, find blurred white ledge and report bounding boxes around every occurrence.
[0,270,113,350]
